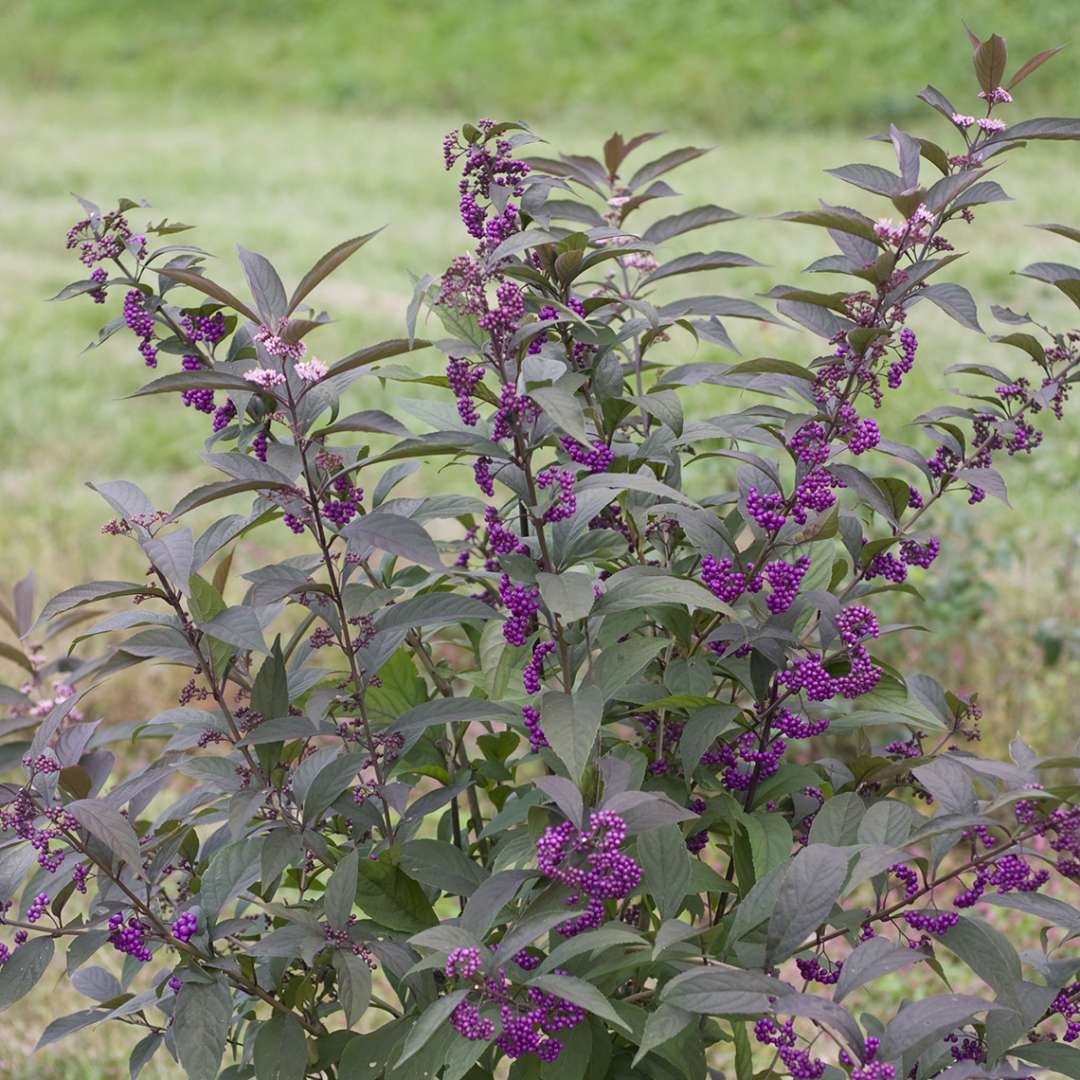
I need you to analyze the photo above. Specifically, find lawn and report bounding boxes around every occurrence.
[2,2,1080,1075]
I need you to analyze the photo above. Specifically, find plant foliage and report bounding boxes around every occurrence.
[5,26,1080,1080]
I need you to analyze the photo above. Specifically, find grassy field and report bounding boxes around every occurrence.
[3,2,1080,1076]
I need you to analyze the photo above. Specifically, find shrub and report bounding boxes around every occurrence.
[5,25,1080,1080]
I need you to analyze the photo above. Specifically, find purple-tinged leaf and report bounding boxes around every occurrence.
[825,163,902,197]
[66,799,141,868]
[974,34,1008,94]
[642,205,740,244]
[992,117,1080,142]
[879,994,1009,1062]
[0,936,54,1012]
[834,936,925,1002]
[1007,45,1066,90]
[155,266,260,322]
[288,229,382,313]
[173,979,232,1080]
[908,282,982,332]
[766,844,849,963]
[533,775,585,827]
[626,146,711,192]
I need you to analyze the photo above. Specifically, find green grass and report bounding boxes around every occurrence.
[5,0,1080,134]
[3,3,1080,1075]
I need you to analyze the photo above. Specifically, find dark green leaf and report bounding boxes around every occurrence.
[541,686,603,785]
[637,825,691,919]
[253,1013,307,1080]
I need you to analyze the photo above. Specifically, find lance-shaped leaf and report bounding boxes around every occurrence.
[626,145,711,191]
[826,163,902,197]
[1011,1041,1080,1077]
[974,34,1008,94]
[776,204,879,242]
[541,686,603,784]
[0,937,54,1011]
[237,245,287,323]
[173,979,232,1080]
[334,950,373,1029]
[395,990,469,1067]
[879,994,1008,1062]
[312,409,411,439]
[1007,45,1065,90]
[322,338,430,380]
[343,511,442,569]
[642,204,740,244]
[399,839,488,897]
[637,824,690,919]
[155,266,260,322]
[253,1013,307,1080]
[527,974,631,1030]
[766,844,849,963]
[37,581,159,626]
[661,966,786,1015]
[834,936,924,1002]
[170,478,296,520]
[66,800,142,868]
[641,250,761,285]
[992,117,1080,142]
[289,229,383,313]
[595,573,734,617]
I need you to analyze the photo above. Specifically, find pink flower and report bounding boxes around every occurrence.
[244,368,286,388]
[294,359,328,383]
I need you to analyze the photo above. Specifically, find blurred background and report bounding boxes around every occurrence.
[2,1,1080,1074]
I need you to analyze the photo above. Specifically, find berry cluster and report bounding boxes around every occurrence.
[171,911,198,943]
[499,575,540,647]
[108,912,152,962]
[536,812,641,937]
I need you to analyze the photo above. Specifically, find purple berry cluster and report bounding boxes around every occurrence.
[796,955,842,985]
[753,1017,827,1079]
[443,121,529,245]
[903,909,958,934]
[446,949,581,1064]
[108,912,152,962]
[171,911,198,943]
[561,436,612,473]
[536,812,641,937]
[523,640,556,694]
[746,486,786,533]
[445,946,483,981]
[954,853,1050,907]
[701,554,759,604]
[123,288,158,367]
[26,893,49,923]
[536,466,575,522]
[764,555,811,614]
[491,383,538,441]
[522,705,548,752]
[447,356,485,426]
[499,575,540,647]
[888,327,918,388]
